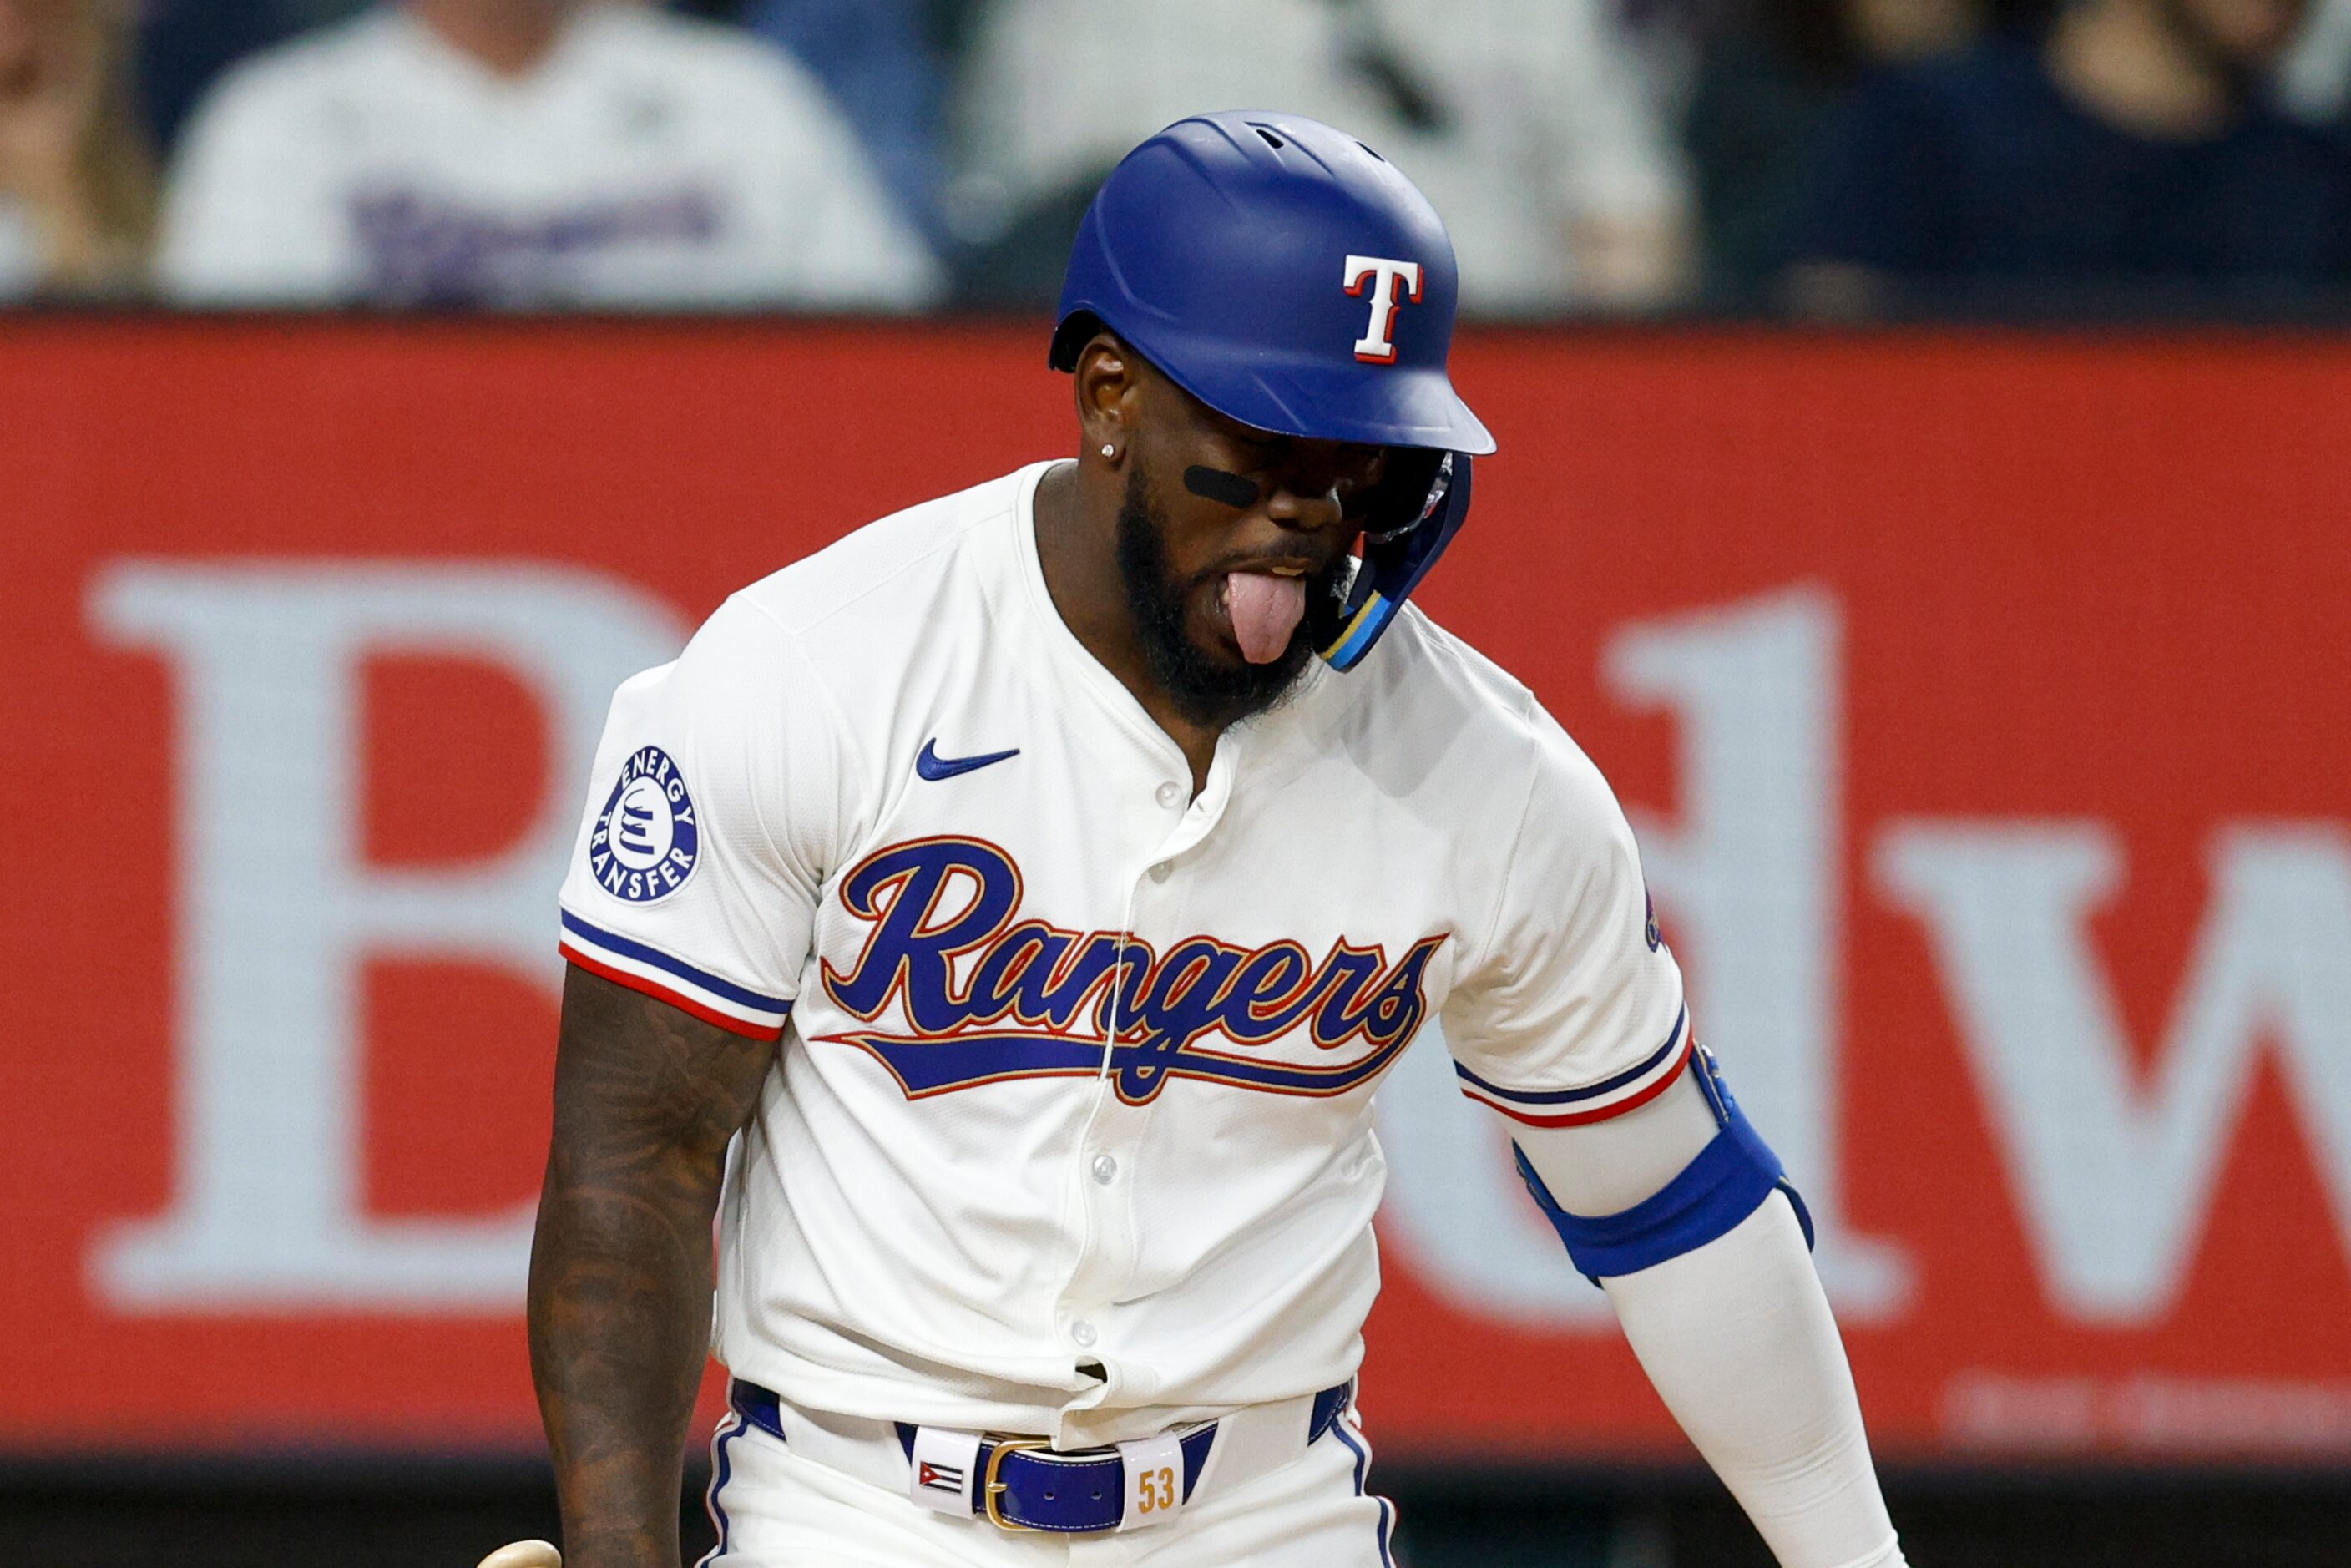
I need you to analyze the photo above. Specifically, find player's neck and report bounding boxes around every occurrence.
[1033,461,1223,790]
[408,0,572,79]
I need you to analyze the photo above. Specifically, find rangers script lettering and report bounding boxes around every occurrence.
[816,837,1445,1104]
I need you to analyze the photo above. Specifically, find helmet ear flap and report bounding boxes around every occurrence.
[1315,453,1473,671]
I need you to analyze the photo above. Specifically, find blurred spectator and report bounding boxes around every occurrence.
[950,0,1692,316]
[135,0,317,159]
[743,0,951,251]
[1682,0,1984,305]
[1789,0,2351,313]
[0,0,154,298]
[158,0,943,310]
[2278,0,2351,119]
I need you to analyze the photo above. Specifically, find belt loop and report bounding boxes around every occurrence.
[1114,1430,1188,1531]
[906,1424,986,1517]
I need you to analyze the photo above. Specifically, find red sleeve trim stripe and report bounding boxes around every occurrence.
[554,907,791,1034]
[561,943,786,1041]
[1457,1030,1696,1129]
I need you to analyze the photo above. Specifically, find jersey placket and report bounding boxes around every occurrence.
[1050,735,1242,1434]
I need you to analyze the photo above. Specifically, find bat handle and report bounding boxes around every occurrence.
[473,1542,562,1568]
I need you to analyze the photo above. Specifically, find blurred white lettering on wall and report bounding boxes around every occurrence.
[1879,822,2351,1322]
[87,563,684,1312]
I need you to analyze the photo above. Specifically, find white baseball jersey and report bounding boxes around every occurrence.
[0,200,41,300]
[159,3,942,310]
[556,461,1686,1449]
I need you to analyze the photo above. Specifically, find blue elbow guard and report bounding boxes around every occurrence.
[1513,1046,1815,1283]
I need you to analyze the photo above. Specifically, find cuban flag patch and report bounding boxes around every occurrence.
[907,1425,984,1515]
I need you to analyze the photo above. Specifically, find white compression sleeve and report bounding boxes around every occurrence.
[1509,1080,1904,1567]
[1599,1197,1904,1568]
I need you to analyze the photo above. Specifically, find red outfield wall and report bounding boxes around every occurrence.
[4,318,2348,1464]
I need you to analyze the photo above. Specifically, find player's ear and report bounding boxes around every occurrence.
[1074,332,1141,461]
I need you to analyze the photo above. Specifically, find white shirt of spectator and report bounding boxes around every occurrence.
[2281,0,2351,123]
[0,200,39,300]
[954,0,1686,316]
[556,462,1688,1448]
[159,2,943,310]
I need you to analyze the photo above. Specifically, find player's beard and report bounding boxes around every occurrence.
[1116,463,1337,730]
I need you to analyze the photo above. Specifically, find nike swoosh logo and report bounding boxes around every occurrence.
[915,739,1020,781]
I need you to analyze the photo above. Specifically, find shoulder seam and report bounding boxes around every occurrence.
[1397,604,1538,706]
[731,595,880,872]
[764,498,993,643]
[1466,684,1545,973]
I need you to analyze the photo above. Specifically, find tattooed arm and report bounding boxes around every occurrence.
[528,966,779,1568]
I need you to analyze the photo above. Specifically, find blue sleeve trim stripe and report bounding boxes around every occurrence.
[1454,1007,1686,1105]
[559,909,791,1014]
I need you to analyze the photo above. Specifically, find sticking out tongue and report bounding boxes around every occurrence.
[1226,571,1307,665]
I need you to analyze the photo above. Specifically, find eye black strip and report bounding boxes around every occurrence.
[1184,465,1261,509]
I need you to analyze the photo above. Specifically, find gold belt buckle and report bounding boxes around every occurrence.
[981,1436,1054,1532]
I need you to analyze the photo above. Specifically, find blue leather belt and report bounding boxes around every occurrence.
[727,1378,1354,1535]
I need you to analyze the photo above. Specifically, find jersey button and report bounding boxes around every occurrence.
[1091,1154,1118,1185]
[1070,1319,1099,1348]
[1155,781,1184,809]
[1149,862,1171,883]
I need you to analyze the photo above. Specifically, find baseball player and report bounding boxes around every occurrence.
[522,112,1908,1568]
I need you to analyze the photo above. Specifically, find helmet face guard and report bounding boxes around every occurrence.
[1312,451,1472,671]
[1053,111,1494,672]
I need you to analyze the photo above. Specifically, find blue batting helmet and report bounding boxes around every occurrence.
[1051,110,1495,671]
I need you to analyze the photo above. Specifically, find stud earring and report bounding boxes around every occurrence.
[1101,444,1116,458]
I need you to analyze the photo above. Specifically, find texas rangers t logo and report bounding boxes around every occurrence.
[1343,255,1423,364]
